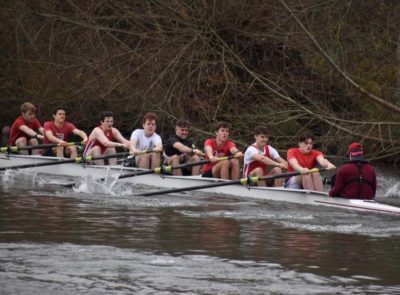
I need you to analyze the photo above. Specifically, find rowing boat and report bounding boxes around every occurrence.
[1,154,400,215]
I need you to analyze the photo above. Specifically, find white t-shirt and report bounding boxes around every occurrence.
[244,145,280,166]
[130,129,162,150]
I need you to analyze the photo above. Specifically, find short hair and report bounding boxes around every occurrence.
[176,119,191,128]
[215,121,231,131]
[20,102,36,113]
[99,111,114,122]
[142,112,158,125]
[52,106,66,115]
[254,125,270,136]
[298,131,314,142]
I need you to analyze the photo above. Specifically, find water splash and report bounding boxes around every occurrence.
[1,169,37,188]
[69,172,154,198]
[383,183,400,198]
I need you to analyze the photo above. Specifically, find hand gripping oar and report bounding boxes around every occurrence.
[0,142,84,153]
[0,151,131,172]
[138,168,328,197]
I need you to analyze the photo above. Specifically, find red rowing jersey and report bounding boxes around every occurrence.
[9,116,42,145]
[287,148,323,172]
[43,121,76,144]
[202,138,236,174]
[84,127,115,155]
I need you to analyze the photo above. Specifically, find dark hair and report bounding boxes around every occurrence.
[298,131,314,142]
[142,112,158,125]
[99,111,114,122]
[176,119,191,128]
[254,125,270,136]
[215,121,231,131]
[52,106,66,115]
[20,102,36,113]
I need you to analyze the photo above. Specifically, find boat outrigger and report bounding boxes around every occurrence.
[1,153,400,216]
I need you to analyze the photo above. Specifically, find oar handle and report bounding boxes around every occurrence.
[132,149,162,156]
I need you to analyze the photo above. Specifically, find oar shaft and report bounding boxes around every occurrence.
[139,168,328,197]
[117,155,238,180]
[140,179,242,196]
[0,142,83,153]
[0,152,131,171]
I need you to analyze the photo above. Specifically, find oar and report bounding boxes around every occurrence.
[62,155,239,188]
[0,151,131,172]
[117,154,240,180]
[138,168,328,197]
[60,149,164,188]
[0,142,84,153]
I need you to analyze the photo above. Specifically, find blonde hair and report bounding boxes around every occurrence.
[20,102,36,113]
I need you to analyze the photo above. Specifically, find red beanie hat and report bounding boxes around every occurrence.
[348,142,363,157]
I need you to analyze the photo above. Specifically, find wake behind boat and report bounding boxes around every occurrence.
[1,153,400,216]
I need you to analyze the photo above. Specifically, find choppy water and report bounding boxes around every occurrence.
[1,166,400,294]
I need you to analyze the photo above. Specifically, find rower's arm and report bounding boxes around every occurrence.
[275,156,288,169]
[73,128,88,144]
[45,129,65,144]
[229,146,243,158]
[252,153,280,167]
[129,137,140,153]
[173,141,191,154]
[288,157,308,173]
[19,125,38,137]
[316,155,336,170]
[94,128,123,149]
[19,125,44,140]
[112,128,130,149]
[204,145,217,161]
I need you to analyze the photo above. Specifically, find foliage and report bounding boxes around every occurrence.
[1,0,400,163]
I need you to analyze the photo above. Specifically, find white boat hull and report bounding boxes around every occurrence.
[1,154,400,215]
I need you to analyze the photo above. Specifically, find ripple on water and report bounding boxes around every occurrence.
[1,243,399,295]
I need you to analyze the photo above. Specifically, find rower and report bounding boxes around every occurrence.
[202,121,243,180]
[83,111,130,165]
[329,142,376,199]
[163,119,204,176]
[42,106,88,159]
[243,126,288,187]
[8,102,45,155]
[286,131,336,191]
[129,112,163,169]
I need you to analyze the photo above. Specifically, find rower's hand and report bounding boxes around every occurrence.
[37,134,44,140]
[210,156,219,163]
[81,138,88,145]
[153,147,163,153]
[234,151,243,158]
[58,140,68,147]
[327,163,336,170]
[120,142,130,150]
[299,167,309,174]
[279,162,288,170]
[193,148,204,157]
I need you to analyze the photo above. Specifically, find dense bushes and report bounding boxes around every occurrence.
[1,0,399,163]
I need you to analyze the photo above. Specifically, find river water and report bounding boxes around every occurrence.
[1,166,400,294]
